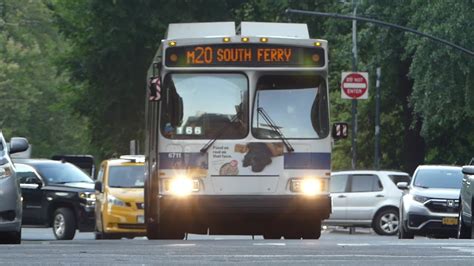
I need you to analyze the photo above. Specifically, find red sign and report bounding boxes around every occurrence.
[341,72,369,99]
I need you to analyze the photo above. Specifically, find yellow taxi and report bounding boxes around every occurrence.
[94,155,145,239]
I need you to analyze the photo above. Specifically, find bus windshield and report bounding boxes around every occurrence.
[252,75,329,139]
[160,73,248,139]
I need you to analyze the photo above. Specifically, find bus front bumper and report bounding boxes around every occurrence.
[159,195,331,219]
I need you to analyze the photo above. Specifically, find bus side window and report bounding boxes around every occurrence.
[162,75,183,128]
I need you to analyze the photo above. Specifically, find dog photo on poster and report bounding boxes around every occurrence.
[210,142,284,176]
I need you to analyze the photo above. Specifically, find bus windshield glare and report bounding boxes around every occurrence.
[160,73,248,139]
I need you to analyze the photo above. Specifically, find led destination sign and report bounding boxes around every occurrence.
[165,44,325,67]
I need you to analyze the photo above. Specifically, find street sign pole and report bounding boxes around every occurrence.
[374,67,381,170]
[351,0,358,170]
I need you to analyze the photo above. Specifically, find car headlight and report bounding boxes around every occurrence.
[413,195,429,203]
[107,194,126,207]
[79,192,96,206]
[290,178,328,196]
[164,176,200,197]
[0,165,12,179]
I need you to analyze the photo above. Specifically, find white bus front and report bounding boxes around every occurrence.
[145,22,347,240]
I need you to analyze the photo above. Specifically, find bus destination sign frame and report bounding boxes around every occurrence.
[165,43,325,68]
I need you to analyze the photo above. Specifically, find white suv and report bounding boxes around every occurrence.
[325,170,410,235]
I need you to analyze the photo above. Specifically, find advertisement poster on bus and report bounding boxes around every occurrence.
[210,142,284,176]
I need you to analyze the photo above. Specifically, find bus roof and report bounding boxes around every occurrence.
[166,21,310,40]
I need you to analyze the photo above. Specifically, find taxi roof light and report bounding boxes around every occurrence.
[119,155,145,163]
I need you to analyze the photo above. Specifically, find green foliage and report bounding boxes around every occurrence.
[0,0,90,157]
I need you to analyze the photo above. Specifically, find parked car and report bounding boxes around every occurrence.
[0,133,29,244]
[398,165,463,239]
[458,165,474,238]
[94,155,145,239]
[325,170,411,235]
[14,159,95,240]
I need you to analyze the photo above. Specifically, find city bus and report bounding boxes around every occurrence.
[144,22,347,240]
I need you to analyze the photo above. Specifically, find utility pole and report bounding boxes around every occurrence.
[374,67,381,170]
[351,0,358,170]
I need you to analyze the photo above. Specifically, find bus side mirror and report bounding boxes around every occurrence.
[332,122,348,140]
[148,76,162,102]
[95,181,103,193]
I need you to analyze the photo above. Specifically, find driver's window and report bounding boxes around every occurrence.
[18,172,40,184]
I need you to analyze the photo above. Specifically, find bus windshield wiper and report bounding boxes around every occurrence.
[200,111,243,154]
[257,107,294,152]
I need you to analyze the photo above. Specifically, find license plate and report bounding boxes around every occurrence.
[442,217,458,225]
[137,215,144,224]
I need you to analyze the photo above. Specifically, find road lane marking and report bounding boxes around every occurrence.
[253,243,286,246]
[164,244,196,247]
[337,243,370,246]
[442,247,474,254]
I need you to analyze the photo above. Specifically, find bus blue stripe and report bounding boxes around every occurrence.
[284,153,331,170]
[158,152,331,170]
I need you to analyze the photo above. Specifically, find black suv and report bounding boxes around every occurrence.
[14,159,95,240]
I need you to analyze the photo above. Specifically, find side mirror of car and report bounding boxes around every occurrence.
[9,137,29,154]
[94,181,103,193]
[397,182,409,190]
[35,179,43,189]
[462,166,474,175]
[332,122,349,140]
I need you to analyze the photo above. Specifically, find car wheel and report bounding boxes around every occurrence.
[263,233,281,239]
[53,208,76,240]
[302,220,322,240]
[398,221,414,239]
[156,217,185,240]
[458,198,471,239]
[373,208,399,236]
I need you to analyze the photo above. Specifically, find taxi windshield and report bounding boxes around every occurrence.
[108,165,145,188]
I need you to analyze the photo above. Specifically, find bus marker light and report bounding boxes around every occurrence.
[312,54,320,62]
[223,37,231,43]
[260,37,268,43]
[314,42,321,46]
[168,41,177,47]
[241,37,249,42]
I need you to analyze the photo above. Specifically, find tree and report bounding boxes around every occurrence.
[0,0,90,157]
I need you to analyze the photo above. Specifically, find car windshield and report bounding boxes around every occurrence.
[160,73,248,139]
[34,162,93,184]
[108,165,145,188]
[252,75,329,139]
[413,168,463,189]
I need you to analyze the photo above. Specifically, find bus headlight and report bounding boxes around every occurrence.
[164,177,200,196]
[290,178,327,196]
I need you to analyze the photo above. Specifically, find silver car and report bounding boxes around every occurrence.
[326,170,410,235]
[398,165,463,239]
[0,132,29,244]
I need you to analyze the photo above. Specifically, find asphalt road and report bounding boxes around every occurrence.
[1,227,474,265]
